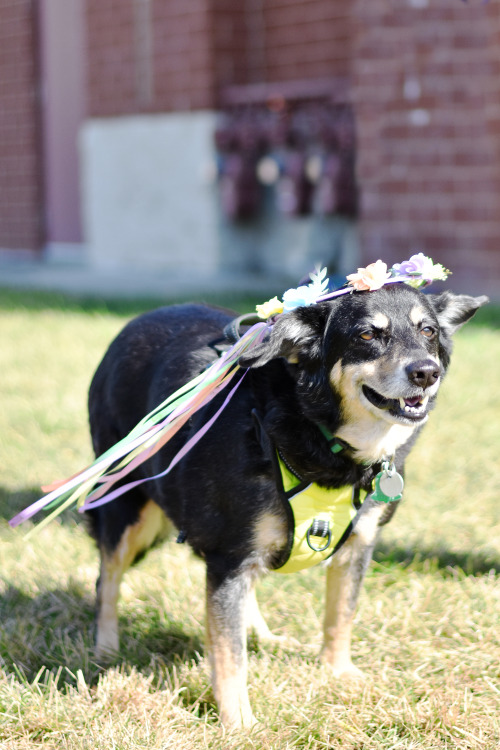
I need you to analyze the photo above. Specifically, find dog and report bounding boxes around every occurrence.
[87,282,486,728]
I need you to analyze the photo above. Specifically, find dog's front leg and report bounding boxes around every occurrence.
[321,502,386,678]
[205,559,256,729]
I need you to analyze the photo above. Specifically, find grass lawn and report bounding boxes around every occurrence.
[0,288,499,749]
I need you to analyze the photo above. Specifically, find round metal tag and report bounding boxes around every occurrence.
[379,471,404,498]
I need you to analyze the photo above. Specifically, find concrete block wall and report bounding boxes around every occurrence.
[81,112,220,274]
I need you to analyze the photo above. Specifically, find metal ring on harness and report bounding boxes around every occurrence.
[306,518,332,552]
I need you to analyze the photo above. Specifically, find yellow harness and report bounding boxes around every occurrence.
[275,455,367,574]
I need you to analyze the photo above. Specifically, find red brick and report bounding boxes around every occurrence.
[0,0,43,251]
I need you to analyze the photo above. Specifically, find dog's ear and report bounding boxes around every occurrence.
[428,291,489,334]
[239,306,329,368]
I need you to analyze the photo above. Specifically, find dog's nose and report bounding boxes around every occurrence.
[406,359,441,389]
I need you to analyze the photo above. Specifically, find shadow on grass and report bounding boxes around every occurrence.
[1,486,205,694]
[0,581,204,690]
[374,540,500,576]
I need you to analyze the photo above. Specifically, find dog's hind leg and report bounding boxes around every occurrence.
[246,584,297,646]
[245,584,274,641]
[321,502,386,679]
[205,559,256,729]
[95,499,172,659]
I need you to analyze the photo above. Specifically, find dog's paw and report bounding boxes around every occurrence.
[94,637,120,664]
[329,663,366,682]
[220,704,258,732]
[248,629,299,651]
[320,652,366,682]
[222,713,259,733]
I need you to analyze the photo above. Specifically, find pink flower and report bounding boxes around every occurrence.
[346,260,391,291]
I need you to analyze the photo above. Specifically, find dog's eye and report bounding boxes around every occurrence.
[421,326,436,339]
[360,330,376,341]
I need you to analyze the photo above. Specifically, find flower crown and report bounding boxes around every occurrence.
[256,253,450,320]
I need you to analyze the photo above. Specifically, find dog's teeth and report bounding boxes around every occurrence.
[401,394,429,414]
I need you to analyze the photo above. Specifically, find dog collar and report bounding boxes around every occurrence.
[316,424,351,454]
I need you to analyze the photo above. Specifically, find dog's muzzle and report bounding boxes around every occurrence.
[362,357,441,423]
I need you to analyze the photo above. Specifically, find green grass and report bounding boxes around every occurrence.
[0,288,499,749]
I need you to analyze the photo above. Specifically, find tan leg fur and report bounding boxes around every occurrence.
[205,576,256,729]
[95,499,172,658]
[321,503,386,678]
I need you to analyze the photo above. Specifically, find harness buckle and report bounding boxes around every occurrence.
[306,518,332,552]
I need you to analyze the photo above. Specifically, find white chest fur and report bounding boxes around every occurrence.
[335,419,417,464]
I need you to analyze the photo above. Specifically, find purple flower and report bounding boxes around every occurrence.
[391,253,449,287]
[392,253,432,277]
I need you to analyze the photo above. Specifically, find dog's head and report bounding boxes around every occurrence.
[240,284,488,461]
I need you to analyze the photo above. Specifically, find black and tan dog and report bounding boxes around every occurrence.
[87,283,486,728]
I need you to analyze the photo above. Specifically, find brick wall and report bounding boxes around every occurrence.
[0,0,43,252]
[86,0,215,115]
[352,0,500,294]
[210,0,500,292]
[262,0,351,83]
[485,4,500,180]
[211,2,251,90]
[86,0,351,114]
[212,0,351,91]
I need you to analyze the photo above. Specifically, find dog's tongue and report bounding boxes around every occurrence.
[405,397,421,407]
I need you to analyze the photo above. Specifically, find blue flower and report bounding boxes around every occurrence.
[282,267,329,313]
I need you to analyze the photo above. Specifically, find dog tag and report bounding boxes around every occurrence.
[371,463,404,503]
[379,471,404,499]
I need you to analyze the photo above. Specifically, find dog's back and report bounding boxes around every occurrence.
[89,303,232,453]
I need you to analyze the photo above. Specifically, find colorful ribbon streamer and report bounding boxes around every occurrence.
[9,321,269,533]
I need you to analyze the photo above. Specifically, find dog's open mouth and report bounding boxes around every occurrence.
[362,385,429,422]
